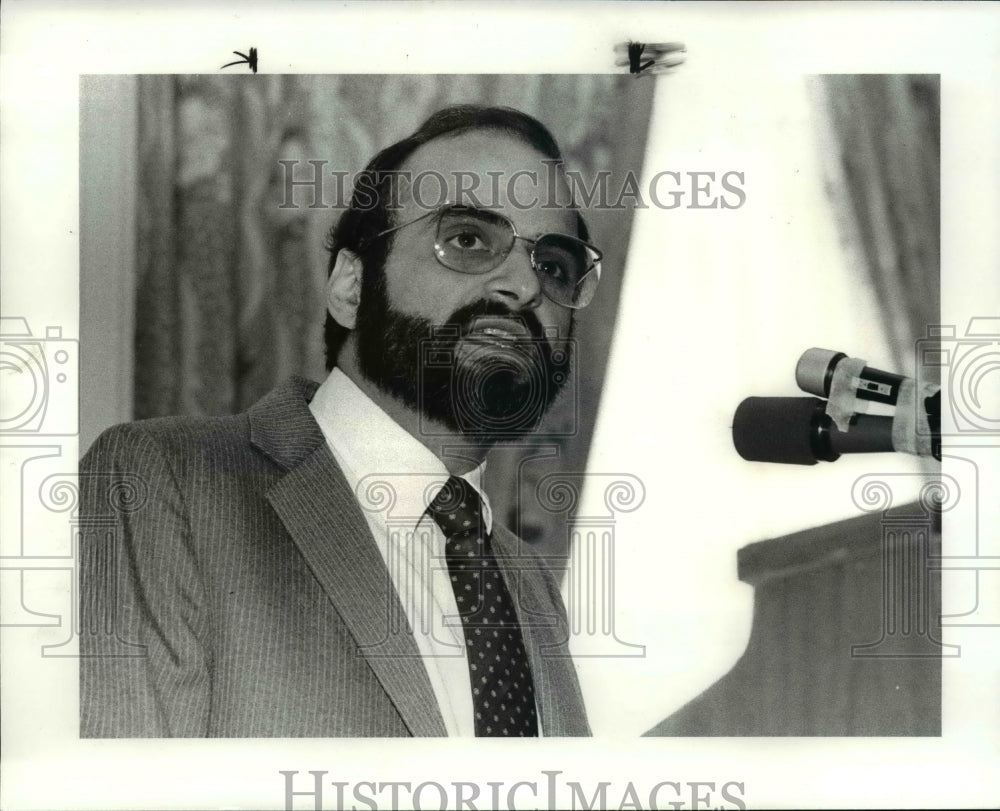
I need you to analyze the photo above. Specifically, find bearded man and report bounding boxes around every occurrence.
[80,105,600,738]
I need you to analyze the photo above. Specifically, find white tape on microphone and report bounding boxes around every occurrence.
[892,377,940,457]
[824,355,868,431]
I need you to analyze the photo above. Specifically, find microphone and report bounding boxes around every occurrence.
[732,348,942,465]
[732,397,895,465]
[796,348,907,407]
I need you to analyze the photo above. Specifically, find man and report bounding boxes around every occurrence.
[80,105,599,737]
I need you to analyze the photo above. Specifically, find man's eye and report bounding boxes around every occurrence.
[448,231,489,251]
[537,260,569,282]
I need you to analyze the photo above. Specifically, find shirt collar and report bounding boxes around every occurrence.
[308,368,493,533]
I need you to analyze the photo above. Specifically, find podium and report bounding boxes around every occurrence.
[646,498,944,736]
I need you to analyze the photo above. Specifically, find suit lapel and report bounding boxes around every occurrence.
[491,524,591,736]
[251,378,447,737]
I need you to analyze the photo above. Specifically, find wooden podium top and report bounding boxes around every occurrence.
[646,502,942,736]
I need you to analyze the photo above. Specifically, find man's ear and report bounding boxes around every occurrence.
[326,249,362,329]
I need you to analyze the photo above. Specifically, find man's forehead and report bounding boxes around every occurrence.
[393,130,577,231]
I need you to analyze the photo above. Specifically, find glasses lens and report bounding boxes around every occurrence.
[533,234,600,308]
[435,207,514,273]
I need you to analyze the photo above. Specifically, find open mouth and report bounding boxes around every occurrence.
[466,316,530,341]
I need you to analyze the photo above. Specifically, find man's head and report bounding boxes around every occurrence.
[323,105,599,440]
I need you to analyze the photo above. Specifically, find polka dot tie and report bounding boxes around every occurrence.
[426,476,539,737]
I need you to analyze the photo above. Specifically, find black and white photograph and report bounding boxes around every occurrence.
[1,2,998,809]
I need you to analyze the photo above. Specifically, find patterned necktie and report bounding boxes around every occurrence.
[426,475,539,737]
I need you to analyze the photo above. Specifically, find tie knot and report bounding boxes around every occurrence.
[427,475,484,538]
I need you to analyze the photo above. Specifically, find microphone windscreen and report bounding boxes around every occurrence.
[732,397,825,465]
[795,348,845,397]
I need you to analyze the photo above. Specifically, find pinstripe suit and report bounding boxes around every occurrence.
[79,376,590,737]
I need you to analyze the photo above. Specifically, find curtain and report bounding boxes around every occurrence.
[815,75,940,378]
[134,74,655,558]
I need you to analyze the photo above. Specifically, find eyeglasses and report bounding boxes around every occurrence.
[360,204,602,309]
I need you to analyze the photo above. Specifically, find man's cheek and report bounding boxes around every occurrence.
[536,304,573,338]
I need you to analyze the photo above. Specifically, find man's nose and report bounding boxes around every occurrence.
[484,241,543,310]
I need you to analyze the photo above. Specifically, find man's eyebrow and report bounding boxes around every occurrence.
[502,209,586,243]
[533,209,586,242]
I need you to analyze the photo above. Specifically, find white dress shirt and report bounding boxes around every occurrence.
[308,368,495,736]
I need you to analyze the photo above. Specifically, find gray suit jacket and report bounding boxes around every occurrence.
[79,376,590,737]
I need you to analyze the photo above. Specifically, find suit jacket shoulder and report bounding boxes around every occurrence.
[79,376,590,738]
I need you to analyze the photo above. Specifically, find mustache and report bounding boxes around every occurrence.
[443,300,551,342]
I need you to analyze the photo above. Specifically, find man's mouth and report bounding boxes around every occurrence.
[466,316,531,341]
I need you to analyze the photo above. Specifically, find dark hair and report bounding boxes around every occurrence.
[322,104,589,370]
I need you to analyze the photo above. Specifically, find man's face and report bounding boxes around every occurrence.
[355,130,579,439]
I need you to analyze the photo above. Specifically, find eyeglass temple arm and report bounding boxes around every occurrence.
[357,206,444,250]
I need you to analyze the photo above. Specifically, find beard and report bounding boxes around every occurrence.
[354,274,572,441]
